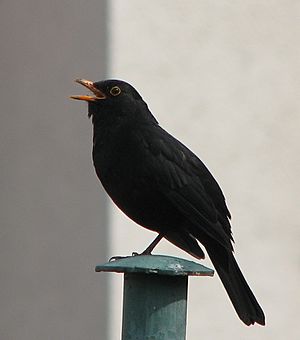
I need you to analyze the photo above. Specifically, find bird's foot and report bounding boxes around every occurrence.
[132,251,153,256]
[109,251,153,262]
[109,255,130,262]
[140,250,154,256]
[109,235,162,262]
[132,251,151,256]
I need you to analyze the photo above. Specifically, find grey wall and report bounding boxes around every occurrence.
[0,1,109,339]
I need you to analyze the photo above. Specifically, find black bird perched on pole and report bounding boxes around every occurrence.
[71,78,265,326]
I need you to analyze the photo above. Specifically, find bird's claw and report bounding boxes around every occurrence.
[132,251,153,256]
[109,251,153,262]
[109,255,130,262]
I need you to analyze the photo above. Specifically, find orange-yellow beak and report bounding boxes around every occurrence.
[70,79,106,102]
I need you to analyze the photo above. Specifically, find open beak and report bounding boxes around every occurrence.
[70,79,106,102]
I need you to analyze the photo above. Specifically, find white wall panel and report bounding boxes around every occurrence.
[109,1,300,339]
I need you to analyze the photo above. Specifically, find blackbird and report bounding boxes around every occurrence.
[71,78,265,326]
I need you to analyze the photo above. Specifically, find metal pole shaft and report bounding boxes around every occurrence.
[122,273,188,340]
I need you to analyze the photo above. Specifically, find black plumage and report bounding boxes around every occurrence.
[71,78,265,326]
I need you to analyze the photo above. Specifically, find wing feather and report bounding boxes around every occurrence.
[142,126,233,249]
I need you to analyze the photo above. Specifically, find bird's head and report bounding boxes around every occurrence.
[71,79,155,125]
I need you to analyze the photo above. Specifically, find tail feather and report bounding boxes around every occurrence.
[206,246,265,326]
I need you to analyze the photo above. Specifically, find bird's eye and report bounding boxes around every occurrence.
[110,86,121,96]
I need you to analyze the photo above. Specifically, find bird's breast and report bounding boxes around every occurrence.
[92,131,183,232]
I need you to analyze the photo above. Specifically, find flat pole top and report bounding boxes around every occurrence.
[95,254,214,277]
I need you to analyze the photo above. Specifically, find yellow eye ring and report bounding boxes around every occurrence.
[110,86,121,96]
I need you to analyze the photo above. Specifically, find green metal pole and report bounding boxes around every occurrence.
[122,273,187,340]
[96,255,214,340]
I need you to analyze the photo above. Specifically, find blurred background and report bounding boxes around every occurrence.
[1,1,299,339]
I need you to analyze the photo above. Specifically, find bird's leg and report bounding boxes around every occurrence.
[132,234,164,256]
[109,234,164,261]
[140,233,164,255]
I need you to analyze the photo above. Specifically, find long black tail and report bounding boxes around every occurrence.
[206,245,265,326]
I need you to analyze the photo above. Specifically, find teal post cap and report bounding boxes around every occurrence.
[95,254,214,277]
